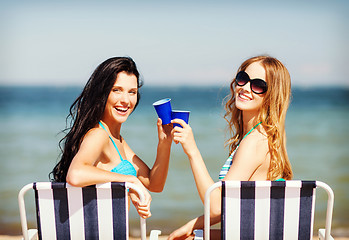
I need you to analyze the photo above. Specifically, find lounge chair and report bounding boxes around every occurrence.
[194,180,334,240]
[18,182,161,240]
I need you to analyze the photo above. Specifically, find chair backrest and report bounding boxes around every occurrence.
[204,181,334,240]
[18,182,146,240]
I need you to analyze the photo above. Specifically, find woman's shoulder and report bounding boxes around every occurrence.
[231,131,269,175]
[82,127,110,145]
[242,130,268,146]
[238,130,269,157]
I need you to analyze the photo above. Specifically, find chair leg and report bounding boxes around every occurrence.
[318,229,334,240]
[28,229,38,240]
[21,229,38,240]
[149,230,161,240]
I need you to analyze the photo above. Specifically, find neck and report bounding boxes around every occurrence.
[242,112,260,135]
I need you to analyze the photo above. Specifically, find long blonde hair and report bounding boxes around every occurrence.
[224,56,293,180]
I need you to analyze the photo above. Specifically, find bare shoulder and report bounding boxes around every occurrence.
[226,130,269,180]
[84,127,108,139]
[245,128,267,145]
[251,130,268,151]
[70,127,111,166]
[81,127,109,147]
[237,131,269,162]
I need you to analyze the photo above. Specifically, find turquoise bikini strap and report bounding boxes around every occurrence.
[242,121,262,140]
[98,121,124,161]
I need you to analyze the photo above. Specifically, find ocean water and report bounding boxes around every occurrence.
[0,86,348,235]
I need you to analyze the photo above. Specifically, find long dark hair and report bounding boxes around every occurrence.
[50,57,143,182]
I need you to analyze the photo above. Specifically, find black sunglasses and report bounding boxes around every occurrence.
[235,71,268,94]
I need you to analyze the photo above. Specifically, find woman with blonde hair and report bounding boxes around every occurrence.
[169,55,293,239]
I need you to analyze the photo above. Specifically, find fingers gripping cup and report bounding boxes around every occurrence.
[171,110,190,128]
[153,98,172,125]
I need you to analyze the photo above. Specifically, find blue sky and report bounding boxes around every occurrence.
[0,0,348,87]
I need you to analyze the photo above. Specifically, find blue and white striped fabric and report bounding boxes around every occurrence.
[221,181,316,240]
[33,182,128,240]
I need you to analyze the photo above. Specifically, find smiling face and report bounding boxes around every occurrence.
[102,71,138,125]
[235,61,266,115]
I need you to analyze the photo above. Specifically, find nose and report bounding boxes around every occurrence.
[240,81,251,92]
[120,92,130,104]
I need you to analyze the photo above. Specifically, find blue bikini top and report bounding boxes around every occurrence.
[99,122,137,177]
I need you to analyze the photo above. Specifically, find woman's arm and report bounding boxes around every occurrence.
[168,124,270,239]
[171,119,269,214]
[171,119,217,208]
[66,128,138,186]
[168,214,221,240]
[124,118,173,192]
[66,128,152,218]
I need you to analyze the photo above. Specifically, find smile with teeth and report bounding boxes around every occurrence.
[238,92,252,101]
[115,107,129,113]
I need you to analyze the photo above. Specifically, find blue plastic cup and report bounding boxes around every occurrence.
[171,110,190,128]
[153,98,172,125]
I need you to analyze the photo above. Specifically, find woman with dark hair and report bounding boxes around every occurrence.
[51,57,172,218]
[169,55,293,239]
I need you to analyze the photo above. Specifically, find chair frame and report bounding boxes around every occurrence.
[18,182,157,240]
[203,181,334,240]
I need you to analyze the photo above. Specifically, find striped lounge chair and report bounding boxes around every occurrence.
[195,181,334,240]
[18,182,161,240]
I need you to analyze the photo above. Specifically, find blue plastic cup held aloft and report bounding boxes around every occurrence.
[153,98,172,125]
[171,110,190,128]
